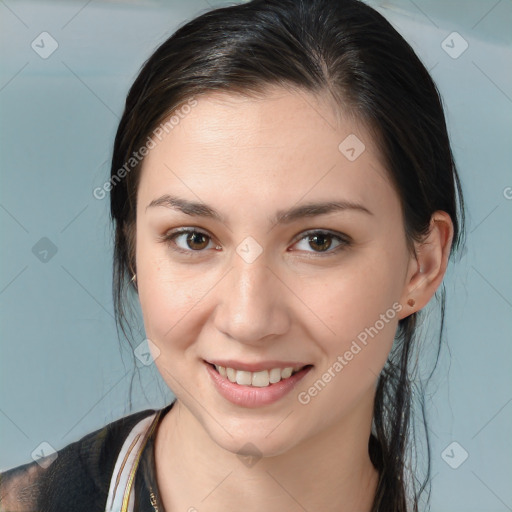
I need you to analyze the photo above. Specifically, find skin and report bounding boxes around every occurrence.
[134,86,453,511]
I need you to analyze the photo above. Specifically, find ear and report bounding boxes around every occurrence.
[398,211,454,319]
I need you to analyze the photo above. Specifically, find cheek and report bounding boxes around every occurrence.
[299,255,404,371]
[137,272,210,386]
[138,269,208,343]
[135,235,222,363]
[307,261,403,332]
[135,231,192,343]
[294,272,401,419]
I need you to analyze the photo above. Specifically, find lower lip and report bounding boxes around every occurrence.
[204,362,312,408]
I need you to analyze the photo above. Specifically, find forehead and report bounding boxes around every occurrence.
[146,87,366,157]
[137,87,395,216]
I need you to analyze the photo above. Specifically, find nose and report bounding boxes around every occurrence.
[212,256,291,345]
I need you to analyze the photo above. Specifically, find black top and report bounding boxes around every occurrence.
[0,401,176,512]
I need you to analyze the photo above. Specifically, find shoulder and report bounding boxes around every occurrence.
[0,407,160,512]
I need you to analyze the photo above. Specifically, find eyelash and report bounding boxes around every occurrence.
[158,227,352,258]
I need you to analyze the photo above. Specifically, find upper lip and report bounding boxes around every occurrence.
[205,359,311,372]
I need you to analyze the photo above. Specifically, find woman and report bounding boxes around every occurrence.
[0,0,465,510]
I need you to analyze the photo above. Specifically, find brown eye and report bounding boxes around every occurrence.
[291,230,350,255]
[161,228,216,254]
[307,233,333,252]
[186,231,210,250]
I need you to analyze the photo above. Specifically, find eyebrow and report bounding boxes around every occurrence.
[146,194,373,224]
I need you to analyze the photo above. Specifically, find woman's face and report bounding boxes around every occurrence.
[135,87,415,456]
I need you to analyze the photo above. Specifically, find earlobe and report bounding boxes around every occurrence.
[399,211,454,319]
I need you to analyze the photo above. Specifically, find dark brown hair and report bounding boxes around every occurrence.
[109,0,465,509]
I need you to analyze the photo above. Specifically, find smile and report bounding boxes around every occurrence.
[212,364,305,387]
[204,361,313,408]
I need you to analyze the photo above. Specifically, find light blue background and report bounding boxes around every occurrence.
[0,1,511,510]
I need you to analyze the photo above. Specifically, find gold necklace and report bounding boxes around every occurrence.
[149,485,160,511]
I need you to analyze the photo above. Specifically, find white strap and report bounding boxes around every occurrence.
[105,413,158,512]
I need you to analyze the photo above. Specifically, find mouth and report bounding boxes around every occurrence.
[206,361,312,388]
[204,359,313,407]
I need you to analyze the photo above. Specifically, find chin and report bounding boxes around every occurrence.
[207,419,299,459]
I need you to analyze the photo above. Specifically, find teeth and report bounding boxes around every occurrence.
[252,370,270,387]
[281,367,293,379]
[236,370,252,386]
[214,364,303,387]
[269,368,281,384]
[226,367,236,383]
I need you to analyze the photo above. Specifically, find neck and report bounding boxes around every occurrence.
[154,397,379,512]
